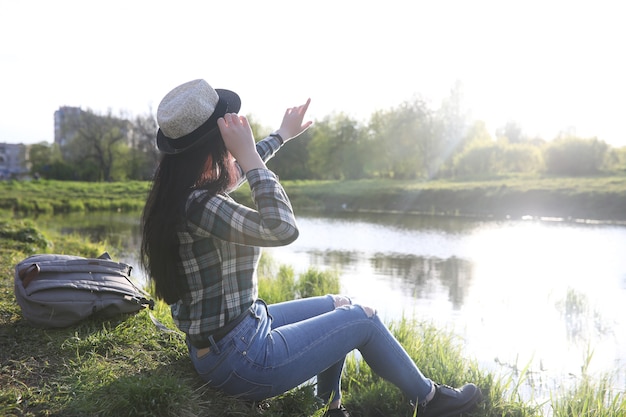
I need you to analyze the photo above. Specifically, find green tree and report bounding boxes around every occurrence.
[370,99,436,179]
[463,121,493,147]
[248,114,314,180]
[436,81,470,177]
[64,110,130,181]
[544,136,609,175]
[454,138,543,176]
[496,121,526,143]
[128,113,160,180]
[496,143,543,173]
[27,142,74,180]
[453,142,499,176]
[606,146,626,173]
[267,129,313,179]
[366,111,393,178]
[451,121,494,176]
[307,113,364,180]
[246,114,269,141]
[27,142,53,177]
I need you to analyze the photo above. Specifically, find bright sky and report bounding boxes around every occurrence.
[1,0,625,147]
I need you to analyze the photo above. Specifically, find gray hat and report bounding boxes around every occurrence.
[156,79,241,154]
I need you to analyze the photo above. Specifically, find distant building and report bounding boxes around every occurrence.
[0,142,29,179]
[54,106,83,147]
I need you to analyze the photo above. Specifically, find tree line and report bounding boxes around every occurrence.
[29,85,626,182]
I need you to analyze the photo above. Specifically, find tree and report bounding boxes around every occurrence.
[64,110,130,181]
[436,81,470,176]
[544,136,609,175]
[28,142,74,180]
[247,114,269,142]
[128,113,160,180]
[267,129,313,179]
[463,121,493,147]
[28,142,53,177]
[606,146,626,173]
[247,115,314,180]
[307,113,365,180]
[497,143,543,173]
[369,99,436,179]
[366,111,393,178]
[453,142,499,176]
[496,121,525,144]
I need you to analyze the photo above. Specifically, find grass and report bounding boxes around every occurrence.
[0,180,150,214]
[1,217,625,416]
[1,175,626,221]
[278,175,626,222]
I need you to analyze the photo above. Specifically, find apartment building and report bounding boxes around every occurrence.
[0,142,29,179]
[54,106,83,147]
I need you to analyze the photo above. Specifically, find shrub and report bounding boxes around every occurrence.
[544,137,609,176]
[296,268,340,299]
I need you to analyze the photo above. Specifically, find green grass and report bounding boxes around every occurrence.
[1,216,625,416]
[2,175,626,221]
[0,180,150,214]
[276,175,626,221]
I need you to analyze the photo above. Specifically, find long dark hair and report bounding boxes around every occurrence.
[141,130,236,303]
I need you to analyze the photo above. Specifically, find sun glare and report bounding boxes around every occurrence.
[461,220,625,375]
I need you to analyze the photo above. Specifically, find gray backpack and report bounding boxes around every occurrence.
[14,252,154,328]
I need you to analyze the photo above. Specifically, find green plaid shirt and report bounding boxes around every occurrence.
[171,136,299,346]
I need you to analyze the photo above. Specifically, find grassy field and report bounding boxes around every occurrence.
[1,174,626,221]
[1,176,625,415]
[1,217,625,416]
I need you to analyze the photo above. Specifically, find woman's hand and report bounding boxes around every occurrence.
[275,98,312,143]
[218,114,265,173]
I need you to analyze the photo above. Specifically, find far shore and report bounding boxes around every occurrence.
[1,175,626,223]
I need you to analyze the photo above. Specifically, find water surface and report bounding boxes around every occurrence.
[41,211,626,396]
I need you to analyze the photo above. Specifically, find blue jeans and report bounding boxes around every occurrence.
[187,296,433,404]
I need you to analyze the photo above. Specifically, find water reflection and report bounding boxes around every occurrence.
[32,212,143,270]
[325,211,482,234]
[369,254,473,310]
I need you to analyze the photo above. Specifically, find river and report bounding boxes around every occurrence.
[38,210,626,400]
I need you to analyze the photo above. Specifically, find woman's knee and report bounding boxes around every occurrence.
[330,294,351,308]
[331,294,376,318]
[359,304,377,318]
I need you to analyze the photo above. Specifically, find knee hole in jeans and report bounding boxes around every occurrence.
[331,294,352,308]
[332,295,376,318]
[360,305,376,318]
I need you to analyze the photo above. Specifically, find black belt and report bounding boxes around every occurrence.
[194,308,251,349]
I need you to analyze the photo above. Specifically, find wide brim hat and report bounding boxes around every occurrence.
[156,79,241,154]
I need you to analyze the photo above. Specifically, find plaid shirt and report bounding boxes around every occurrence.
[171,136,299,346]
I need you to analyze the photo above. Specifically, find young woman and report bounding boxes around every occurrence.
[141,79,482,417]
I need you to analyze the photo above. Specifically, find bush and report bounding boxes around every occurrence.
[544,137,609,176]
[454,143,499,176]
[498,143,543,173]
[296,268,340,299]
[259,265,297,305]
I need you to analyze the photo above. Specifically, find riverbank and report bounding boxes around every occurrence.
[275,175,626,223]
[2,175,626,222]
[1,217,625,416]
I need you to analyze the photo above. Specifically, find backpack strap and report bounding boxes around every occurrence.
[148,312,182,335]
[18,263,41,288]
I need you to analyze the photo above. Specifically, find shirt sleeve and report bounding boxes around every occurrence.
[185,167,298,247]
[228,134,283,192]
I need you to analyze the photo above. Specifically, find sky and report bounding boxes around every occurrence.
[1,0,625,147]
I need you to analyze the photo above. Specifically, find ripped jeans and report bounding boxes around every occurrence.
[187,296,433,404]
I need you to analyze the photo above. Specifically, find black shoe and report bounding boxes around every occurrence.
[323,405,351,417]
[418,383,482,417]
